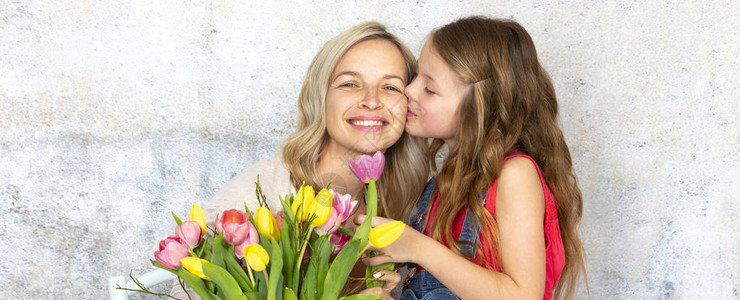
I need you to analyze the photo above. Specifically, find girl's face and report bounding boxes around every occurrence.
[324,39,409,156]
[405,41,470,149]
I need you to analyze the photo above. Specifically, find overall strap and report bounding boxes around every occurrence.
[405,178,436,270]
[409,178,436,233]
[457,189,488,257]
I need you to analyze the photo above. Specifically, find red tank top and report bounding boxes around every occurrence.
[424,153,565,300]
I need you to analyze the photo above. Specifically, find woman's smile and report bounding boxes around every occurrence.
[347,116,388,132]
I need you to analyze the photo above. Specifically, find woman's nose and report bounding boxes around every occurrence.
[359,89,382,110]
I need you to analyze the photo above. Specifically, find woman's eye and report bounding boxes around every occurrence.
[384,86,401,92]
[340,83,357,88]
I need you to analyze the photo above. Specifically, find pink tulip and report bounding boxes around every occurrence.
[176,221,203,249]
[215,209,256,245]
[276,209,284,231]
[233,230,260,259]
[315,190,357,235]
[154,236,190,269]
[347,151,385,183]
[330,231,352,255]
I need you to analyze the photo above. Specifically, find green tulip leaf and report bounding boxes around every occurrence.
[314,236,332,299]
[172,212,183,226]
[334,226,355,237]
[283,287,298,300]
[268,239,283,300]
[202,261,246,300]
[279,221,297,291]
[320,239,362,300]
[177,268,219,300]
[300,248,318,300]
[255,269,268,300]
[224,244,253,291]
[211,234,226,269]
[245,291,261,300]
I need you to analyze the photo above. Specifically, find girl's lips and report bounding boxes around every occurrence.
[407,109,417,117]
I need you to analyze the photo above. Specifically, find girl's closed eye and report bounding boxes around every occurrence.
[424,87,436,95]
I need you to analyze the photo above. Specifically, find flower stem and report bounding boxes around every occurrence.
[246,263,255,286]
[294,224,314,280]
[262,270,270,287]
[197,239,207,257]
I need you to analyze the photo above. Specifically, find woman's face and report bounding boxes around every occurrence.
[405,41,469,149]
[324,39,409,156]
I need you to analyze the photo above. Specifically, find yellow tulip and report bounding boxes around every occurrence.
[244,244,270,272]
[180,256,210,280]
[369,221,406,249]
[255,206,280,240]
[188,203,207,234]
[291,184,315,222]
[310,188,332,227]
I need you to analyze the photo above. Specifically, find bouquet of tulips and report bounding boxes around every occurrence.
[129,151,406,300]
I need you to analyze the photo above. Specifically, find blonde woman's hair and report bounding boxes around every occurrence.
[282,22,428,220]
[402,16,588,299]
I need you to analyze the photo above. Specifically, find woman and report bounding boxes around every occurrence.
[172,21,428,299]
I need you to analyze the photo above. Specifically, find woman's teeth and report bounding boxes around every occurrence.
[350,120,384,126]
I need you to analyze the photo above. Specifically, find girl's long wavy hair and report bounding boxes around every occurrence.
[282,22,428,220]
[406,16,587,299]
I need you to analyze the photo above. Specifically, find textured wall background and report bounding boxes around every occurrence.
[1,1,738,299]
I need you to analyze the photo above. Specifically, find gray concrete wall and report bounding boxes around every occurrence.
[1,1,738,298]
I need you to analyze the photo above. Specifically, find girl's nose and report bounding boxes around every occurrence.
[405,78,420,102]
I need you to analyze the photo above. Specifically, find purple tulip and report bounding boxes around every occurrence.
[316,190,357,235]
[347,151,385,183]
[154,236,190,269]
[175,221,203,249]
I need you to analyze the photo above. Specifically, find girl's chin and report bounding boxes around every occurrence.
[404,124,424,138]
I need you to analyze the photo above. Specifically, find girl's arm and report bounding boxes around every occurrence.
[361,157,546,299]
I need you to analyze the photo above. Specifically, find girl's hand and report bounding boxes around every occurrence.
[353,214,426,265]
[357,269,400,300]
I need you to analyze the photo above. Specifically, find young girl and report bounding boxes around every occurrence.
[359,16,587,299]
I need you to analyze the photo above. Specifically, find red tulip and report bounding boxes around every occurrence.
[175,221,202,249]
[154,236,190,269]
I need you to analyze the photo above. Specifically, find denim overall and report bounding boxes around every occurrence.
[401,178,488,300]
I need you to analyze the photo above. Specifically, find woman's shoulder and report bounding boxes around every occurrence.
[205,156,293,219]
[231,157,290,184]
